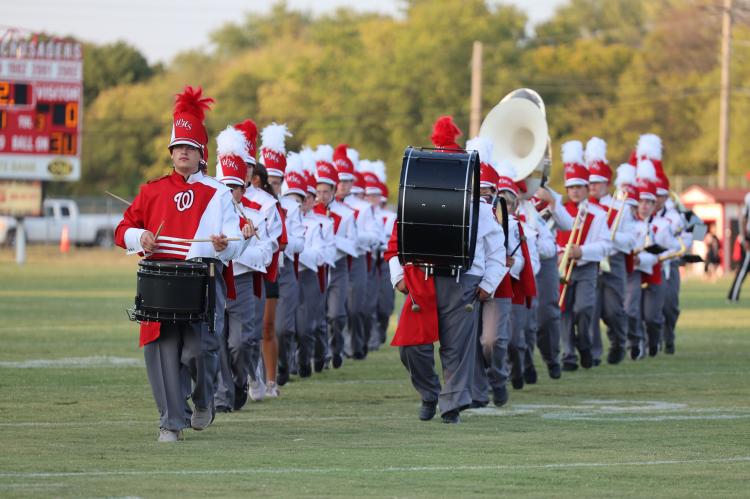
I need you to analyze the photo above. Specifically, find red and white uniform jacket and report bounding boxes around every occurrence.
[314,200,358,263]
[634,213,675,285]
[232,198,273,276]
[590,194,636,255]
[344,194,381,255]
[555,200,611,266]
[379,207,397,254]
[244,186,285,281]
[279,195,306,272]
[115,170,242,263]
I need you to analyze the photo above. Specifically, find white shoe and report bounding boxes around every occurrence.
[191,406,213,431]
[249,378,266,402]
[265,381,279,398]
[158,428,183,442]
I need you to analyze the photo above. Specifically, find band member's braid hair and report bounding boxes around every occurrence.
[253,163,278,199]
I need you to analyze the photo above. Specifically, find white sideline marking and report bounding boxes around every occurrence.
[0,356,142,369]
[1,457,749,479]
[0,415,415,427]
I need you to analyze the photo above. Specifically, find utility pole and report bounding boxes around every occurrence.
[718,0,732,190]
[469,41,483,138]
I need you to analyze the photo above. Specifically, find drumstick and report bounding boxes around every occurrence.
[168,237,242,243]
[105,190,132,206]
[154,221,165,240]
[233,200,259,239]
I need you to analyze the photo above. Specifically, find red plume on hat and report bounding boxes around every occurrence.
[431,116,462,150]
[170,85,214,151]
[234,119,258,165]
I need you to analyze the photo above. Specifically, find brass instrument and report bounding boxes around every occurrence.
[658,236,687,263]
[558,201,589,308]
[600,190,628,273]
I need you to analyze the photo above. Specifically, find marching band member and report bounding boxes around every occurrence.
[314,145,358,371]
[115,86,242,442]
[466,139,517,408]
[274,146,306,386]
[334,145,380,360]
[529,185,574,379]
[298,149,337,375]
[585,137,635,365]
[259,123,297,395]
[558,141,611,372]
[362,160,396,351]
[213,125,273,413]
[388,118,505,424]
[234,119,284,401]
[728,192,750,302]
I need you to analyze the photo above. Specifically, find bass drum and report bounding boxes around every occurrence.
[132,259,209,323]
[397,147,480,269]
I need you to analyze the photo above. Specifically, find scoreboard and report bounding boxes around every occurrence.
[0,35,82,181]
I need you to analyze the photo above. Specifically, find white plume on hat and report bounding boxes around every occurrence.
[584,137,607,165]
[260,123,291,153]
[561,140,584,165]
[370,160,386,182]
[495,159,517,180]
[285,151,304,175]
[465,136,495,167]
[636,159,657,181]
[615,163,636,188]
[216,125,251,163]
[347,147,360,170]
[314,144,334,163]
[637,134,662,160]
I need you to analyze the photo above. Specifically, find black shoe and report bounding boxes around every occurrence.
[665,343,675,355]
[299,362,312,378]
[607,347,625,365]
[511,376,524,390]
[593,358,601,367]
[580,349,593,369]
[493,385,509,407]
[649,345,658,357]
[332,354,343,369]
[233,382,249,411]
[470,400,488,409]
[441,410,460,424]
[562,362,578,372]
[314,359,325,373]
[524,365,538,385]
[215,405,232,413]
[547,363,562,379]
[419,401,437,421]
[630,345,641,360]
[277,368,289,387]
[352,351,365,360]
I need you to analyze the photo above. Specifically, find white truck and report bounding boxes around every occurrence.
[0,198,121,247]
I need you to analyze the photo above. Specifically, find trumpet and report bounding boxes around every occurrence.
[558,201,589,308]
[600,190,628,274]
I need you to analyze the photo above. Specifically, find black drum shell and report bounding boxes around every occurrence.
[134,259,208,322]
[397,147,480,269]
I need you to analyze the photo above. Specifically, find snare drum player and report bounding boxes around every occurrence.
[115,86,243,442]
[558,141,611,371]
[585,137,635,365]
[387,117,505,424]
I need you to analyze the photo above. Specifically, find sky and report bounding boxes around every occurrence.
[3,0,567,64]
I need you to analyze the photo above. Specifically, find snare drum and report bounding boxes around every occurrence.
[397,147,480,269]
[131,259,209,323]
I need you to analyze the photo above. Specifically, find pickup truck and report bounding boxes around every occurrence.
[0,198,121,247]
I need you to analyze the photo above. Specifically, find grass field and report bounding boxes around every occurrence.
[0,247,749,498]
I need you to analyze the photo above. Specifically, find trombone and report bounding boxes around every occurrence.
[558,201,589,308]
[600,190,628,274]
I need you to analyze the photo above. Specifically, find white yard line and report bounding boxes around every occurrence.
[0,356,142,368]
[1,456,749,479]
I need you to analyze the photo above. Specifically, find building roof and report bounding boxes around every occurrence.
[680,185,748,206]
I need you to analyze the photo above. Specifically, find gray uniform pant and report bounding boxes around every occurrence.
[297,268,323,371]
[625,270,644,346]
[372,257,395,349]
[399,274,480,416]
[509,303,528,379]
[661,260,680,346]
[535,256,562,368]
[591,252,629,358]
[471,297,512,403]
[523,297,539,372]
[215,272,256,409]
[145,320,218,431]
[642,280,666,350]
[276,263,299,374]
[561,262,598,365]
[345,255,368,357]
[320,259,348,360]
[249,278,265,382]
[361,253,377,351]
